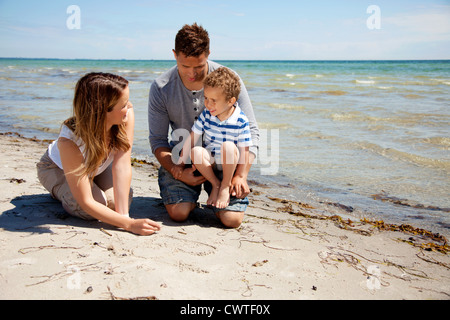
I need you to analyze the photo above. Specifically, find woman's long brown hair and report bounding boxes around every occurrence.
[64,72,130,179]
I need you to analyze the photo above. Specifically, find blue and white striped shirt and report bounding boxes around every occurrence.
[192,105,252,162]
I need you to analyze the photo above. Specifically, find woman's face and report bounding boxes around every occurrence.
[106,86,132,129]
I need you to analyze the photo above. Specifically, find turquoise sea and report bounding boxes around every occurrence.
[1,58,449,235]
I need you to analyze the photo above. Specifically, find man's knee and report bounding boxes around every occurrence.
[217,210,244,228]
[166,202,196,222]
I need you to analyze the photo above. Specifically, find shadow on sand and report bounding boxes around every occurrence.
[0,194,224,235]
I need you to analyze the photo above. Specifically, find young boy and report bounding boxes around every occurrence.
[174,67,252,209]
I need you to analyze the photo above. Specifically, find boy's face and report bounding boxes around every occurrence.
[173,50,209,90]
[204,86,236,120]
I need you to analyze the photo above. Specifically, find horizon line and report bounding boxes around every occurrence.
[1,57,450,62]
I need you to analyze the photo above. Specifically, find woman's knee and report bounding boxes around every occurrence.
[61,193,95,221]
[100,187,133,211]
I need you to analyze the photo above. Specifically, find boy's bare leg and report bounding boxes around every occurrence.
[216,141,239,209]
[191,146,221,206]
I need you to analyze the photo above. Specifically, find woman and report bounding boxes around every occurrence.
[37,72,161,236]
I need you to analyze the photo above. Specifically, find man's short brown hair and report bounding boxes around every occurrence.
[174,23,210,57]
[204,67,241,101]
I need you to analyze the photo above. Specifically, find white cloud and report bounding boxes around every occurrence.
[384,12,450,35]
[253,6,450,60]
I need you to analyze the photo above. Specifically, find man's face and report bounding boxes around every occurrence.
[173,50,209,88]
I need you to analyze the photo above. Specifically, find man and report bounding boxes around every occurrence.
[148,23,259,228]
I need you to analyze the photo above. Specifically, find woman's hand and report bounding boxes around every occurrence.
[127,218,161,236]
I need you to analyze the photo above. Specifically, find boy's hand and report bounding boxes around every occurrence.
[230,175,250,199]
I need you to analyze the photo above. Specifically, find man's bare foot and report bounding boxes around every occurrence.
[207,184,220,207]
[215,184,231,209]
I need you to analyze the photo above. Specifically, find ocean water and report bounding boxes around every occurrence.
[1,58,449,235]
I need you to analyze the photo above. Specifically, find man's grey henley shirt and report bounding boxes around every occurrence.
[148,60,259,157]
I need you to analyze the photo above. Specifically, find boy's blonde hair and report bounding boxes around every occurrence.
[203,67,241,101]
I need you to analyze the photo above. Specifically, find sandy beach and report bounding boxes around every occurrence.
[0,132,449,301]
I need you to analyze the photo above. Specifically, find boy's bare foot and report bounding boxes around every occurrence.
[207,185,220,207]
[215,184,231,209]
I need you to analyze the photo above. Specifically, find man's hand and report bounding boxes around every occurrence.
[230,175,250,199]
[175,165,206,186]
[170,164,185,180]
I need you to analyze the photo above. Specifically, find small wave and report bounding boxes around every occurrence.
[422,137,450,150]
[295,96,317,101]
[320,90,347,96]
[354,80,375,85]
[18,114,40,121]
[429,79,450,86]
[61,68,77,74]
[270,89,287,92]
[268,103,305,110]
[403,94,423,99]
[372,191,450,213]
[331,112,360,121]
[32,95,57,100]
[285,74,295,78]
[355,141,450,171]
[295,131,339,141]
[258,122,292,130]
[36,126,59,135]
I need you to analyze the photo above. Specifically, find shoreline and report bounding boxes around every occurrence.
[2,58,449,239]
[2,57,450,62]
[0,132,449,300]
[5,130,450,238]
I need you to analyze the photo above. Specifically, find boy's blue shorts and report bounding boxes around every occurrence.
[157,166,249,213]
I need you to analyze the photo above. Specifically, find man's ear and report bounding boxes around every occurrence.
[229,97,237,106]
[172,49,178,60]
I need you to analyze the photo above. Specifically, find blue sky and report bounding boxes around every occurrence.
[1,0,449,60]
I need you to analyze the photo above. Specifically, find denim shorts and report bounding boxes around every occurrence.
[158,166,249,213]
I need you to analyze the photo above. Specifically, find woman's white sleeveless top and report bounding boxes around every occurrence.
[48,125,114,176]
